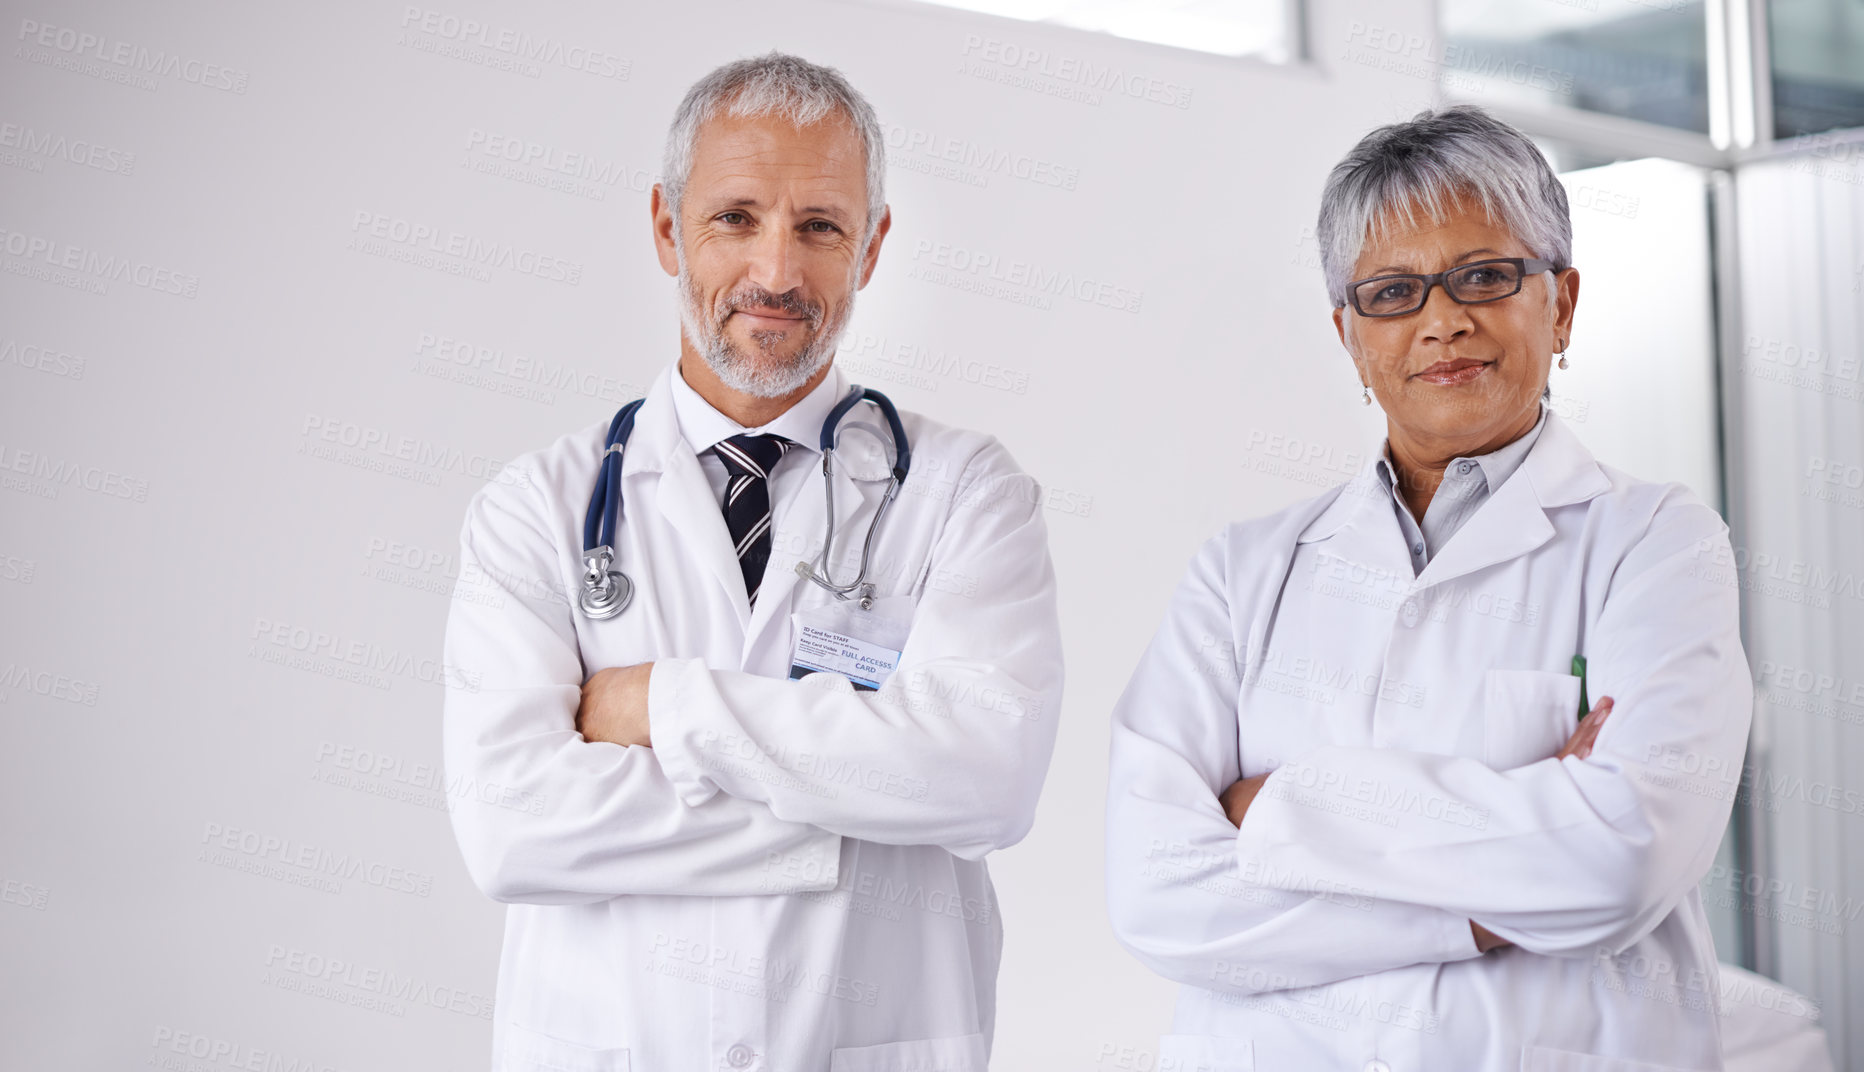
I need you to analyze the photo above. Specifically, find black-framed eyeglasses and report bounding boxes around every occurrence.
[1344,257,1562,318]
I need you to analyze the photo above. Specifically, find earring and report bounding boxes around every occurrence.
[1361,385,1371,405]
[1557,340,1569,370]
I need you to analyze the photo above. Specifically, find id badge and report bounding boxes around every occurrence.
[789,595,913,691]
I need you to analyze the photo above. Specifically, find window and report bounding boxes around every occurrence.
[1769,0,1864,137]
[1440,0,1711,135]
[1443,0,1864,152]
[898,0,1302,62]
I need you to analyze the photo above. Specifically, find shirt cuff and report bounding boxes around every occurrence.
[787,830,845,894]
[648,657,719,807]
[1444,912,1485,961]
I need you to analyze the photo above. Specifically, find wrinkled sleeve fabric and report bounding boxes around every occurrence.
[440,477,842,905]
[1106,524,1484,997]
[647,437,1064,862]
[1233,491,1753,957]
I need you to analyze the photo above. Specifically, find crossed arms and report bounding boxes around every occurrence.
[440,441,1064,905]
[1104,499,1752,995]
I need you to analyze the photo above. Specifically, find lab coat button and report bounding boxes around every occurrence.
[726,1043,755,1068]
[1364,1061,1392,1072]
[1400,599,1420,627]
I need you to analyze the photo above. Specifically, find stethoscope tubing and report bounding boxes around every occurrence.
[580,385,908,618]
[584,398,646,554]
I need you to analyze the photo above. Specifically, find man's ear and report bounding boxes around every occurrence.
[855,205,891,290]
[651,183,679,277]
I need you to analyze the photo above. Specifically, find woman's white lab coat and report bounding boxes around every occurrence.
[1106,410,1755,1071]
[442,363,1063,1071]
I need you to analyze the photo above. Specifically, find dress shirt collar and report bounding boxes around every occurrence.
[668,357,847,457]
[1374,401,1549,501]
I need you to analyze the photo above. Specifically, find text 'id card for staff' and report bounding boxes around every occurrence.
[788,595,912,692]
[789,626,900,691]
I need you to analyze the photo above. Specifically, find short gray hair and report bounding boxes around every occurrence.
[661,51,886,243]
[1317,104,1571,309]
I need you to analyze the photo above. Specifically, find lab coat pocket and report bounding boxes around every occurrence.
[1520,1043,1692,1071]
[1154,1034,1256,1072]
[827,1031,988,1072]
[1483,668,1583,770]
[500,1022,630,1072]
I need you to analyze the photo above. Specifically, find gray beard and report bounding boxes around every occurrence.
[675,254,857,399]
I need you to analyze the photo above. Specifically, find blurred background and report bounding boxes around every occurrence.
[1,0,1859,1067]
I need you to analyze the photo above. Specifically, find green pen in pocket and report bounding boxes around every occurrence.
[1572,654,1590,722]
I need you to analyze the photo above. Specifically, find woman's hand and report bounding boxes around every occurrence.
[1558,696,1614,761]
[1218,772,1271,828]
[1471,921,1510,952]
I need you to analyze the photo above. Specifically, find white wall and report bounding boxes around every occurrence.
[1552,157,1720,507]
[0,1,1728,1069]
[1725,148,1864,1072]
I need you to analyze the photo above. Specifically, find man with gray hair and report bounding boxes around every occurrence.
[441,51,1063,1071]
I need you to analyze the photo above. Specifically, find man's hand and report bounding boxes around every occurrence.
[1217,772,1271,828]
[576,663,655,747]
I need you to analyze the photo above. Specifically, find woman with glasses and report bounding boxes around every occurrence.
[1104,105,1763,1071]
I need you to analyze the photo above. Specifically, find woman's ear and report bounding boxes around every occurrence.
[1334,307,1369,387]
[1553,266,1580,344]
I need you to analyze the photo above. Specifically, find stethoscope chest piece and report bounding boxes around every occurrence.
[579,545,632,620]
[577,385,909,621]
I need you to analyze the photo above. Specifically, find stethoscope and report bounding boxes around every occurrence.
[579,385,912,620]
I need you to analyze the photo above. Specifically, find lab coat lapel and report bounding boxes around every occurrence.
[625,370,753,632]
[1298,464,1420,594]
[656,450,754,630]
[1411,409,1610,592]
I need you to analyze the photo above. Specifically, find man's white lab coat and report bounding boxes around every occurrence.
[443,361,1063,1071]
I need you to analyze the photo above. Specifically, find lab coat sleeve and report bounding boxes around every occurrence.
[440,479,843,905]
[1231,491,1753,957]
[646,437,1064,861]
[1105,527,1486,996]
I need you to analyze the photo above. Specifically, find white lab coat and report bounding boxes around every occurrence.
[1106,410,1755,1071]
[442,361,1063,1071]
[1718,964,1834,1072]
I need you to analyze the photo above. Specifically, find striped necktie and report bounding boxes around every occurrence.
[714,433,792,606]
